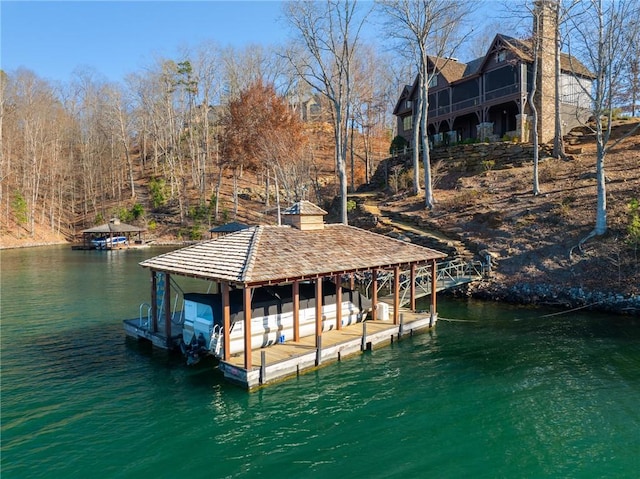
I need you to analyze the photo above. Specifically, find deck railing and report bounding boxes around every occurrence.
[358,258,485,307]
[139,303,151,327]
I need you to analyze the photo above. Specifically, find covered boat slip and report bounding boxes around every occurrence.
[76,218,146,250]
[132,201,447,389]
[123,301,435,389]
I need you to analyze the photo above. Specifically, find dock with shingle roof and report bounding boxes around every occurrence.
[126,201,448,389]
[75,218,146,250]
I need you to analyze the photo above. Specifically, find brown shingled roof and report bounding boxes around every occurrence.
[82,220,144,234]
[283,200,328,216]
[140,224,446,286]
[428,56,468,83]
[500,35,594,79]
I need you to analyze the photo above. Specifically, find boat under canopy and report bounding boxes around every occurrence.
[181,280,371,364]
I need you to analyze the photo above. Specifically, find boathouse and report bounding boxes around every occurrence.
[132,201,447,388]
[77,218,145,250]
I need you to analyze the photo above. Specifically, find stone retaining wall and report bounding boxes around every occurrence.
[370,141,553,188]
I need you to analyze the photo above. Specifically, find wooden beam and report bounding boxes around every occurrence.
[293,280,300,341]
[371,269,378,321]
[315,279,323,349]
[393,266,400,325]
[164,273,172,346]
[431,259,437,314]
[222,282,231,360]
[151,270,158,333]
[243,286,252,370]
[335,273,342,330]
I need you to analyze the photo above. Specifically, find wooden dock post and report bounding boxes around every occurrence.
[222,282,231,361]
[431,259,437,319]
[260,351,266,385]
[315,279,322,365]
[361,321,367,351]
[371,269,378,321]
[335,273,342,330]
[399,313,404,337]
[150,271,158,333]
[164,273,172,347]
[293,280,300,341]
[393,266,400,325]
[243,287,253,370]
[410,263,416,311]
[316,335,322,366]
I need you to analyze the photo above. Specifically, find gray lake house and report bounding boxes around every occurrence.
[394,2,594,148]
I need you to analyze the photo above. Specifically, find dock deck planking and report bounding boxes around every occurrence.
[220,306,436,389]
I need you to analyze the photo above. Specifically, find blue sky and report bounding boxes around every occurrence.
[1,1,514,85]
[1,1,289,83]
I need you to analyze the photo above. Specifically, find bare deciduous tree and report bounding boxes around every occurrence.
[283,0,371,224]
[566,0,640,244]
[377,0,473,209]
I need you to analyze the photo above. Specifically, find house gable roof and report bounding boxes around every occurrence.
[400,32,594,100]
[478,33,594,79]
[427,56,468,84]
[475,34,529,74]
[393,84,413,115]
[140,223,446,286]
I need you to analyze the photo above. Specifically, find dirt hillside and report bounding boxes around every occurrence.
[362,120,640,312]
[3,120,639,314]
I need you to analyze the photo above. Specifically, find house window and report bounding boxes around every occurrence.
[428,75,438,88]
[403,115,413,131]
[496,51,507,63]
[406,100,412,109]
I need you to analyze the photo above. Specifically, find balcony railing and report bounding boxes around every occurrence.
[484,83,519,101]
[451,96,480,112]
[419,83,521,119]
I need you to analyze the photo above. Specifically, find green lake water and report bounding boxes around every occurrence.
[1,245,639,478]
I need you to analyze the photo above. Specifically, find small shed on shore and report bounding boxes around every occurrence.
[140,201,447,371]
[79,218,145,249]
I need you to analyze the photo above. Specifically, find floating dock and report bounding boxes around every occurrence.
[124,305,435,389]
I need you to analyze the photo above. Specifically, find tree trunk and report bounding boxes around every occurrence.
[594,124,607,235]
[411,90,422,196]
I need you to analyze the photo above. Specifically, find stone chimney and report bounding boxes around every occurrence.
[282,201,327,231]
[533,0,558,144]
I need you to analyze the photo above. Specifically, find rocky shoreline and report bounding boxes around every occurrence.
[451,279,640,317]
